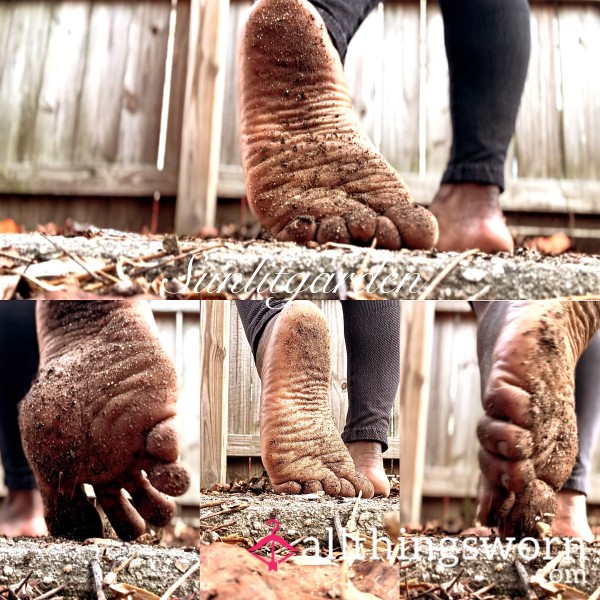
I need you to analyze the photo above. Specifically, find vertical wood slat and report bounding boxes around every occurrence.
[558,5,600,180]
[424,2,451,177]
[0,3,53,163]
[164,0,191,174]
[400,300,435,527]
[175,0,228,234]
[200,301,230,488]
[514,6,563,179]
[380,2,421,174]
[345,8,384,145]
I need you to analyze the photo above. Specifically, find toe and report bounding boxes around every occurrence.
[384,203,438,250]
[146,418,180,463]
[374,216,401,250]
[125,473,176,528]
[337,478,356,498]
[273,481,302,494]
[147,463,191,497]
[95,487,146,541]
[342,471,374,499]
[276,216,317,243]
[346,209,377,242]
[301,480,324,494]
[320,475,342,497]
[477,415,534,460]
[42,484,104,541]
[478,447,535,493]
[316,216,350,244]
[477,476,515,527]
[484,373,534,429]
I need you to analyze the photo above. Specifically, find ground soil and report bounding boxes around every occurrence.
[1,233,600,300]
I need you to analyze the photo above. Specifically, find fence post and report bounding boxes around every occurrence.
[200,300,230,488]
[175,0,228,234]
[400,300,435,528]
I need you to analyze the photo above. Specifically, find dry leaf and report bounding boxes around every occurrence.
[338,562,382,600]
[524,232,571,255]
[109,582,160,600]
[0,218,20,233]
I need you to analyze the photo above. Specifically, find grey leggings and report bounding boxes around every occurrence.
[235,301,400,451]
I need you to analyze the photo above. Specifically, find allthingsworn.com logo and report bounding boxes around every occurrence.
[247,519,297,571]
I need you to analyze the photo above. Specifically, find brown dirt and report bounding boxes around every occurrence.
[19,301,190,541]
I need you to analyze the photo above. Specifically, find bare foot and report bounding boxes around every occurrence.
[553,489,594,541]
[346,442,390,497]
[0,489,47,538]
[239,0,438,250]
[19,301,190,541]
[429,184,514,253]
[257,302,374,498]
[475,301,600,538]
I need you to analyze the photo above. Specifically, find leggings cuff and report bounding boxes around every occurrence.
[4,472,38,491]
[341,428,389,453]
[562,476,589,497]
[441,163,505,192]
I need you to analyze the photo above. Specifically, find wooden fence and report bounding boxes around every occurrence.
[1,1,600,238]
[0,300,200,508]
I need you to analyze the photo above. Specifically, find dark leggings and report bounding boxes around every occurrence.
[310,0,531,192]
[236,301,400,451]
[0,302,38,490]
[473,301,600,496]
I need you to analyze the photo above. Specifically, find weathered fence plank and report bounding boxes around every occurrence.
[399,301,435,527]
[175,0,228,234]
[200,300,230,489]
[515,6,564,179]
[380,2,421,173]
[559,5,600,180]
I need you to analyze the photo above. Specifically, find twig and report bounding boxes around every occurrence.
[417,248,480,300]
[112,550,139,575]
[34,585,67,599]
[159,561,199,600]
[198,504,248,521]
[208,520,235,532]
[468,284,492,301]
[38,232,119,285]
[0,250,34,264]
[333,511,345,548]
[89,559,107,600]
[198,500,226,509]
[13,571,33,596]
[513,559,532,596]
[472,583,497,599]
[442,569,464,593]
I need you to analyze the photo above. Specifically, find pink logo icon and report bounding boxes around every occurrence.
[247,519,297,571]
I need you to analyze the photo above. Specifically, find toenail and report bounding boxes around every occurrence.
[497,441,509,456]
[501,474,511,488]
